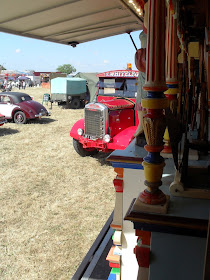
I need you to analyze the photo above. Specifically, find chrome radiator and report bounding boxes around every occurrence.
[84,103,108,139]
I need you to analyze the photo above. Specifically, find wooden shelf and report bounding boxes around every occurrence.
[125,198,209,237]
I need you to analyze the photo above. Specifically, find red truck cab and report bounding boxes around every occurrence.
[70,69,139,156]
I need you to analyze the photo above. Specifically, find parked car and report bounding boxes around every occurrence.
[0,113,7,126]
[0,92,50,124]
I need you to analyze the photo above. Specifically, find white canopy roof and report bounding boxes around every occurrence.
[0,0,143,46]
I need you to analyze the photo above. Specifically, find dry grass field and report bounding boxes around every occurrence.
[0,87,115,280]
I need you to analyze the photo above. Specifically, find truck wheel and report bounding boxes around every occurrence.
[81,100,85,108]
[71,98,80,109]
[73,139,99,157]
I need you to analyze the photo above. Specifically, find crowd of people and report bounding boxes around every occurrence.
[1,78,40,91]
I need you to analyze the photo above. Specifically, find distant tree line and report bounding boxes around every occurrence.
[56,64,76,75]
[0,63,77,75]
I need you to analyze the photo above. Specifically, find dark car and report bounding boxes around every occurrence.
[0,92,50,124]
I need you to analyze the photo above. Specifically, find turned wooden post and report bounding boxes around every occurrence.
[163,3,179,153]
[138,0,169,206]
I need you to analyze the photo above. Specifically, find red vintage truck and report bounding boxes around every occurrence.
[70,69,139,156]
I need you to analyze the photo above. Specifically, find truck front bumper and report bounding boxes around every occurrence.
[78,136,112,152]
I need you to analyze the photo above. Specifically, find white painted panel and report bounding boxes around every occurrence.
[121,167,145,280]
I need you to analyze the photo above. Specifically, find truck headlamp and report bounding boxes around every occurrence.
[103,134,111,143]
[77,128,84,136]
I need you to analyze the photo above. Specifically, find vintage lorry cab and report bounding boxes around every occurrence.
[70,68,140,156]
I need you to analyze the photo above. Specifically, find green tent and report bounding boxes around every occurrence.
[74,72,99,102]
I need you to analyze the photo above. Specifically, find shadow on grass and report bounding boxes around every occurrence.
[56,102,85,110]
[93,152,112,166]
[0,127,19,136]
[28,118,57,125]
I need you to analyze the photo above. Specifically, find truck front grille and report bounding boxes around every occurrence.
[84,109,103,139]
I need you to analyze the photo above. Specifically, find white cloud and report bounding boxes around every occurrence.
[103,60,109,64]
[15,49,21,53]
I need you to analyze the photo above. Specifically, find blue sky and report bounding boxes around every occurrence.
[0,31,141,73]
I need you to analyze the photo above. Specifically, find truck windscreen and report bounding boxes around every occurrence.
[98,78,137,98]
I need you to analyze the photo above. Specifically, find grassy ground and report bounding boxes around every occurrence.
[0,87,115,280]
